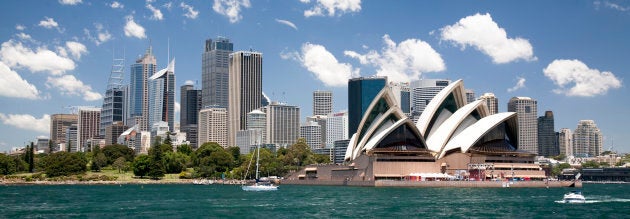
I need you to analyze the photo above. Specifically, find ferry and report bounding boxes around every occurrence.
[563,191,586,203]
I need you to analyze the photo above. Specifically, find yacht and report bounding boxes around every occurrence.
[563,191,585,203]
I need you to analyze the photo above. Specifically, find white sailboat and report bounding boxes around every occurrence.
[242,143,278,191]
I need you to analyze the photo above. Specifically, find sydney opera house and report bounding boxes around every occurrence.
[287,79,547,184]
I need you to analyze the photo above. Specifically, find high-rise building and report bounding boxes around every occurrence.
[246,109,266,142]
[538,111,558,157]
[128,46,157,131]
[148,59,175,132]
[313,90,332,116]
[479,93,499,115]
[100,57,126,137]
[36,137,49,153]
[410,79,450,122]
[390,82,411,117]
[333,139,350,164]
[465,89,476,104]
[202,37,233,108]
[77,107,101,152]
[573,120,603,157]
[236,129,263,155]
[348,77,387,135]
[228,51,263,147]
[326,111,348,148]
[300,121,322,150]
[263,102,300,148]
[306,115,327,149]
[557,128,573,157]
[508,97,538,154]
[198,107,228,147]
[66,124,78,152]
[180,83,202,148]
[50,114,78,146]
[105,122,127,146]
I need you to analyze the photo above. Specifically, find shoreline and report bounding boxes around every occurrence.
[0,179,248,186]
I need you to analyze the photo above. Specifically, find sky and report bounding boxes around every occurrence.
[0,0,628,153]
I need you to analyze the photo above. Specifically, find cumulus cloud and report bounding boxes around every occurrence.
[110,1,124,9]
[0,40,75,75]
[344,34,445,82]
[163,2,173,10]
[15,33,32,41]
[282,43,359,87]
[85,23,112,46]
[275,19,298,30]
[38,17,59,29]
[0,61,40,99]
[213,0,251,23]
[184,80,194,85]
[15,24,26,31]
[0,113,50,133]
[507,77,526,92]
[180,2,199,19]
[46,75,103,101]
[124,16,147,39]
[302,0,361,17]
[440,13,536,64]
[59,0,81,5]
[543,59,622,97]
[596,1,630,11]
[147,4,164,20]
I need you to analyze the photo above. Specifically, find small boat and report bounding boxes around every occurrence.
[242,144,278,191]
[563,190,585,203]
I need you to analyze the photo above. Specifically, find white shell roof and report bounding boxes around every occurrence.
[426,99,487,153]
[416,79,465,137]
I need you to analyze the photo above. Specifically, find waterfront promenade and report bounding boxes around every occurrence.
[282,179,581,188]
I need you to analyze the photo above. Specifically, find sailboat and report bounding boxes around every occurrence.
[242,143,278,191]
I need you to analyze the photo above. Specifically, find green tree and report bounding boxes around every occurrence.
[163,133,172,146]
[283,138,314,168]
[27,142,34,172]
[48,140,54,153]
[227,146,241,164]
[163,152,188,174]
[102,144,135,165]
[176,144,193,156]
[147,146,166,179]
[67,141,71,152]
[132,155,151,178]
[193,142,233,178]
[43,152,88,177]
[0,154,17,175]
[91,153,107,172]
[551,163,572,177]
[599,161,611,167]
[581,160,600,168]
[112,157,127,173]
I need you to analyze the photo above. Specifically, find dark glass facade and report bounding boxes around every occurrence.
[538,111,558,157]
[348,77,386,136]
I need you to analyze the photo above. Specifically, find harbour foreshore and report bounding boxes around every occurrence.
[281,179,582,188]
[0,179,247,185]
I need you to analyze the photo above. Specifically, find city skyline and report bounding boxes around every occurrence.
[0,1,627,153]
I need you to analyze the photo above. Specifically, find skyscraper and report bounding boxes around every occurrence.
[202,37,233,108]
[66,124,78,152]
[246,109,266,142]
[50,114,78,146]
[148,59,175,132]
[390,82,411,117]
[465,89,476,104]
[180,83,202,148]
[538,111,558,157]
[228,51,263,147]
[557,128,573,157]
[348,77,387,135]
[77,107,101,152]
[198,107,228,147]
[326,111,348,148]
[479,93,499,115]
[313,90,332,116]
[573,120,603,157]
[410,79,450,122]
[105,122,127,146]
[100,57,125,137]
[508,97,538,154]
[128,46,157,131]
[300,121,322,150]
[263,102,300,148]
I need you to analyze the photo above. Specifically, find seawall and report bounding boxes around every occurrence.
[282,180,581,188]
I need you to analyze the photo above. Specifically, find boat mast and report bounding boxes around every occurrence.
[255,142,260,180]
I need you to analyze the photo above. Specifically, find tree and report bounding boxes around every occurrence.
[67,141,72,152]
[91,153,107,172]
[0,154,17,175]
[227,146,241,166]
[164,132,172,146]
[551,163,572,177]
[48,140,54,154]
[132,155,151,178]
[27,142,34,173]
[163,152,188,174]
[176,144,193,156]
[313,154,331,164]
[43,152,88,177]
[581,160,600,168]
[193,142,233,178]
[102,144,135,165]
[283,138,314,168]
[113,157,127,173]
[147,146,166,179]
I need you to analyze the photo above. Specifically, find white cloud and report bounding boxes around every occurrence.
[602,1,630,11]
[46,75,103,101]
[275,19,298,30]
[0,61,40,99]
[163,2,173,10]
[0,40,75,75]
[65,41,88,60]
[543,59,622,97]
[124,16,147,39]
[213,0,251,23]
[85,23,112,46]
[0,113,50,134]
[184,80,194,85]
[110,1,124,9]
[15,24,26,31]
[59,0,82,5]
[440,13,536,64]
[38,17,59,29]
[344,34,445,82]
[15,33,32,40]
[507,77,526,92]
[283,43,359,87]
[302,0,361,17]
[180,2,199,19]
[147,4,164,20]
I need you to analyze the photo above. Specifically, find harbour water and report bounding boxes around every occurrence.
[1,183,629,218]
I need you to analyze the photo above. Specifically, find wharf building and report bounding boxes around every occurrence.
[508,97,538,155]
[288,79,545,182]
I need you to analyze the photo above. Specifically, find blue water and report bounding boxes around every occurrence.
[1,183,629,218]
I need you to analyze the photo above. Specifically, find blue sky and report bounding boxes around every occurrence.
[0,0,628,153]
